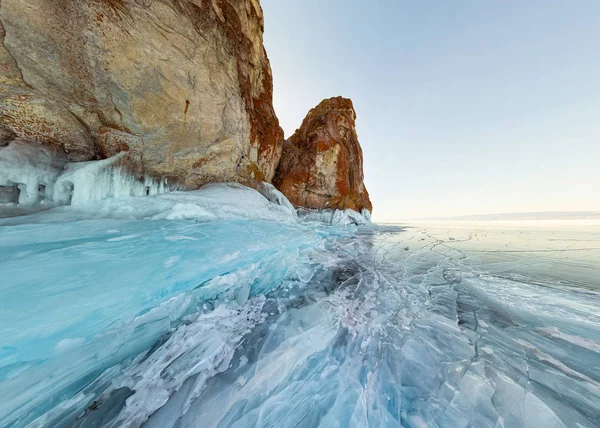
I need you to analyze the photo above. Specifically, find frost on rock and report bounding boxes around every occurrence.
[0,141,300,226]
[297,207,372,226]
[0,141,341,227]
[0,140,168,216]
[0,182,301,226]
[0,139,67,208]
[256,182,298,220]
[53,154,167,206]
[360,208,372,222]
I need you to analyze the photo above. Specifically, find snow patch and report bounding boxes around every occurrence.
[107,234,140,242]
[54,338,85,355]
[164,236,198,242]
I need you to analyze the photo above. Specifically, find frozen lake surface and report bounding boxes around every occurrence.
[1,215,599,427]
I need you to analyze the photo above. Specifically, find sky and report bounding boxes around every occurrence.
[261,0,600,222]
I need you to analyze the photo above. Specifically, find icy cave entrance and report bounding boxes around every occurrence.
[0,139,170,217]
[0,184,20,204]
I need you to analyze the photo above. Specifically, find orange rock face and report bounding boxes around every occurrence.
[0,0,283,188]
[273,97,372,212]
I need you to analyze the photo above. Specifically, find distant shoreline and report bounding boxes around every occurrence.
[376,219,600,231]
[398,211,600,222]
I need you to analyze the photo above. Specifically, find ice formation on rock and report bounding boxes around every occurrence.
[0,139,66,206]
[53,154,167,206]
[0,183,303,226]
[0,141,369,226]
[0,140,168,216]
[297,207,372,226]
[256,182,298,221]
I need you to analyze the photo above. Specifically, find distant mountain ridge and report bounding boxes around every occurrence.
[410,211,600,221]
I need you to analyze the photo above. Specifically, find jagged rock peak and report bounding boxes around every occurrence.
[274,96,372,212]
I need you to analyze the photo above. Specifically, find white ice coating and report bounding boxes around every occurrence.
[53,153,167,206]
[297,207,372,226]
[0,140,168,212]
[257,182,298,221]
[0,140,371,226]
[0,139,66,205]
[0,183,303,226]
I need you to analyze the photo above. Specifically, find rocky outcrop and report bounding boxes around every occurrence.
[273,97,372,212]
[0,0,282,188]
[0,1,374,214]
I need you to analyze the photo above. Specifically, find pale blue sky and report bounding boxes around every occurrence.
[262,1,600,221]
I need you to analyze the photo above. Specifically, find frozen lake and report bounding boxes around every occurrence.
[1,216,599,427]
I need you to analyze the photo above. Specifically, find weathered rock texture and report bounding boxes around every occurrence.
[0,0,282,187]
[273,97,372,212]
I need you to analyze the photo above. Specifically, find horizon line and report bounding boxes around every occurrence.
[376,210,600,223]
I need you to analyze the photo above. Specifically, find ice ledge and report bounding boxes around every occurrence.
[297,207,372,226]
[0,139,169,217]
[0,182,301,226]
[0,140,370,227]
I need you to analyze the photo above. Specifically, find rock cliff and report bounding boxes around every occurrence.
[273,97,372,212]
[0,1,372,213]
[0,0,282,188]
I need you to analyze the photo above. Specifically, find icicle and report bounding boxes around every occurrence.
[0,140,169,212]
